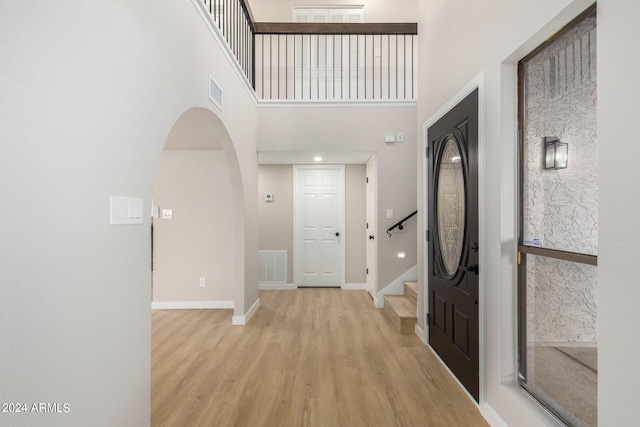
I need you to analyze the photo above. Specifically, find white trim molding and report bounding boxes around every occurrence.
[415,323,427,345]
[232,298,261,325]
[375,265,417,308]
[151,300,234,310]
[481,404,509,427]
[257,99,418,108]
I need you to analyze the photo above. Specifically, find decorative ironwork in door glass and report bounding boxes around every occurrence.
[435,136,466,277]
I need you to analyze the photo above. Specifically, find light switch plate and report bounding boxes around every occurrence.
[386,209,393,219]
[162,209,173,220]
[110,196,143,225]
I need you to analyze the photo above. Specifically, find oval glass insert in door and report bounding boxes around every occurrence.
[436,136,466,277]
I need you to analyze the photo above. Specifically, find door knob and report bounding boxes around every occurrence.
[335,232,340,237]
[369,235,375,240]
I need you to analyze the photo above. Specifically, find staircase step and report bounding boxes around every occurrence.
[383,295,417,335]
[404,281,417,305]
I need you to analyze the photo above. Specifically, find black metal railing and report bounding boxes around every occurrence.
[254,23,418,101]
[387,210,417,237]
[202,0,256,88]
[199,1,418,101]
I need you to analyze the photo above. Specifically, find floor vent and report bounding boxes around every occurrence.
[259,250,287,284]
[209,75,223,110]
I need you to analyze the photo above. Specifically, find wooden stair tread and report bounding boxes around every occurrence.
[404,280,418,293]
[383,295,417,335]
[403,281,417,303]
[384,295,417,319]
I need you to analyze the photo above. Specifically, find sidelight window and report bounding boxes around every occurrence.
[517,5,598,427]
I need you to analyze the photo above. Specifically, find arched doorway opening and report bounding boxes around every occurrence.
[151,107,246,319]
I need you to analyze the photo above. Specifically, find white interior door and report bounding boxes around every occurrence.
[366,155,378,299]
[294,165,345,287]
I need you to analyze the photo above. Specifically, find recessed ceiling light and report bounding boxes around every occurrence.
[314,156,322,162]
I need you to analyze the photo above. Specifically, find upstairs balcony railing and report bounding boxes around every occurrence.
[202,0,256,87]
[200,0,418,102]
[255,23,417,101]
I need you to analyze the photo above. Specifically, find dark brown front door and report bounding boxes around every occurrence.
[427,88,479,401]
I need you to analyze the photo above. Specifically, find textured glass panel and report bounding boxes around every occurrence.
[524,254,597,427]
[525,256,597,344]
[521,13,597,255]
[436,138,465,276]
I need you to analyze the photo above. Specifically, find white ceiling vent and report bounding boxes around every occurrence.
[209,75,223,110]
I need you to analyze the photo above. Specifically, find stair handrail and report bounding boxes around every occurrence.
[253,22,417,35]
[387,210,417,237]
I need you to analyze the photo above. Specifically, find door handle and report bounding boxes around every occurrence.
[335,232,340,237]
[369,235,375,240]
[458,264,479,274]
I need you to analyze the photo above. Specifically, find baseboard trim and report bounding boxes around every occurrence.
[372,296,379,307]
[481,403,508,427]
[151,300,234,310]
[232,298,261,325]
[259,283,297,290]
[341,283,367,290]
[415,324,427,344]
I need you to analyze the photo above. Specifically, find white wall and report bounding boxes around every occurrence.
[249,0,419,22]
[258,165,295,282]
[418,0,640,425]
[257,105,417,292]
[597,0,640,424]
[153,150,235,303]
[0,1,258,425]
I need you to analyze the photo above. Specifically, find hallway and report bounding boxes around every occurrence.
[151,289,488,426]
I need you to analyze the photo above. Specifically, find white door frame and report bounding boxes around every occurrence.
[293,164,346,287]
[366,155,378,300]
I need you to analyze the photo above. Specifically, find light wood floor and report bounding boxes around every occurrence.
[151,289,488,426]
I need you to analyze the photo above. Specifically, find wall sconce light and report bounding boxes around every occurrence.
[544,136,568,170]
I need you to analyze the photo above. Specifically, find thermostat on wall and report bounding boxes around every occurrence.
[265,194,274,202]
